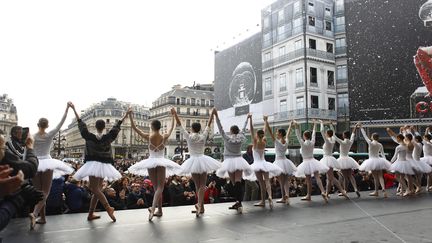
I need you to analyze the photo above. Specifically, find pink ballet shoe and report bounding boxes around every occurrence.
[321,193,329,203]
[301,196,311,201]
[254,201,265,207]
[106,207,116,222]
[268,198,273,210]
[87,214,101,221]
[369,191,379,197]
[148,208,155,221]
[29,213,36,230]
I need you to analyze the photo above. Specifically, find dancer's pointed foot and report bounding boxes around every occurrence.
[369,191,379,197]
[355,190,361,198]
[382,191,388,198]
[148,208,155,221]
[228,202,239,210]
[254,201,265,207]
[301,196,311,201]
[106,207,116,222]
[396,192,403,196]
[321,193,329,203]
[237,203,243,214]
[87,213,101,221]
[342,191,350,200]
[195,204,201,217]
[276,198,286,203]
[29,213,36,230]
[415,187,424,194]
[402,190,413,197]
[268,198,273,210]
[154,209,163,217]
[36,218,46,224]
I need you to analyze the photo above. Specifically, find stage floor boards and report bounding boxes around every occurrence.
[2,190,432,243]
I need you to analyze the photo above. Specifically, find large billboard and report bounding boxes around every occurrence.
[214,33,263,129]
[346,0,432,121]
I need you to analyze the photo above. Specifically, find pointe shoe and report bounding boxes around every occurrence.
[29,213,36,230]
[415,187,424,194]
[276,198,286,204]
[402,191,412,197]
[228,202,239,210]
[154,210,163,217]
[301,196,311,201]
[342,191,350,200]
[321,193,329,203]
[36,219,46,224]
[87,214,101,221]
[396,192,403,196]
[195,204,201,217]
[369,191,379,197]
[148,208,155,221]
[254,201,265,207]
[106,207,116,222]
[338,193,344,197]
[355,191,361,198]
[268,198,273,210]
[237,203,243,214]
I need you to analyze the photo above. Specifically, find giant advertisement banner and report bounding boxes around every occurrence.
[214,33,263,129]
[346,0,432,121]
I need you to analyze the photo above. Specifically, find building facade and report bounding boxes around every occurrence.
[0,94,18,138]
[261,0,346,132]
[63,98,150,160]
[150,83,215,158]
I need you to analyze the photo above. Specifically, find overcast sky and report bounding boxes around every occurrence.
[0,0,275,132]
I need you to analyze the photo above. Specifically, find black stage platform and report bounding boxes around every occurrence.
[2,190,432,243]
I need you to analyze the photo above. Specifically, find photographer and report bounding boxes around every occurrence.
[0,131,43,231]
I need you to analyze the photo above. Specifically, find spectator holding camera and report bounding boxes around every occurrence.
[0,131,43,231]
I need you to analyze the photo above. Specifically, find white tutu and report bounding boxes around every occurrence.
[37,157,74,176]
[179,154,221,175]
[421,156,432,166]
[390,160,415,175]
[320,156,340,169]
[216,156,254,180]
[73,161,121,182]
[412,159,432,174]
[359,157,391,172]
[274,157,297,175]
[251,159,283,177]
[128,157,181,177]
[337,156,360,170]
[295,158,329,178]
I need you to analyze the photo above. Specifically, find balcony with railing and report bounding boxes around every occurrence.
[263,49,304,70]
[335,24,346,33]
[337,78,348,84]
[306,49,335,61]
[274,108,337,121]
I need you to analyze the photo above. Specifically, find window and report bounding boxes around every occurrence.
[265,77,272,95]
[196,99,200,106]
[308,16,315,26]
[311,95,319,108]
[263,33,271,46]
[337,93,349,114]
[337,65,348,81]
[106,119,110,124]
[201,99,205,106]
[309,38,316,49]
[264,52,272,62]
[187,108,190,115]
[176,131,180,141]
[296,68,304,87]
[293,1,300,14]
[335,0,344,12]
[308,2,314,12]
[280,99,287,112]
[191,98,195,106]
[176,98,180,105]
[278,10,284,23]
[296,96,304,109]
[336,38,346,47]
[335,16,345,26]
[206,109,209,115]
[327,70,335,86]
[279,73,287,92]
[278,25,285,39]
[326,43,333,53]
[263,17,270,29]
[279,46,286,57]
[328,98,335,111]
[186,119,191,127]
[295,39,303,50]
[325,7,331,16]
[325,21,332,31]
[186,98,190,105]
[181,97,186,105]
[310,67,317,84]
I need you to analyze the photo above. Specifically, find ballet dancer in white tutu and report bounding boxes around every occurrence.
[358,124,391,197]
[173,108,220,217]
[401,129,423,193]
[127,107,181,221]
[293,120,329,203]
[29,102,74,229]
[319,120,348,200]
[214,109,253,213]
[334,123,361,198]
[71,102,126,222]
[387,132,414,197]
[406,126,432,193]
[421,127,432,191]
[264,117,296,205]
[248,114,282,209]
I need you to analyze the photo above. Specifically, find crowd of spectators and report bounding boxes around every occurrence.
[41,158,400,216]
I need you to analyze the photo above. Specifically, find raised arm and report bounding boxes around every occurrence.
[286,120,293,141]
[173,108,182,127]
[359,125,371,144]
[213,109,227,140]
[164,108,176,139]
[386,128,398,144]
[47,103,70,137]
[319,120,327,142]
[263,116,275,141]
[311,120,317,144]
[241,114,249,133]
[173,109,190,140]
[248,113,255,142]
[294,121,304,144]
[128,107,149,140]
[106,109,128,140]
[70,102,80,121]
[69,102,92,140]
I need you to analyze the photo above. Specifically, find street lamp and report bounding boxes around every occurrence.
[52,131,66,158]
